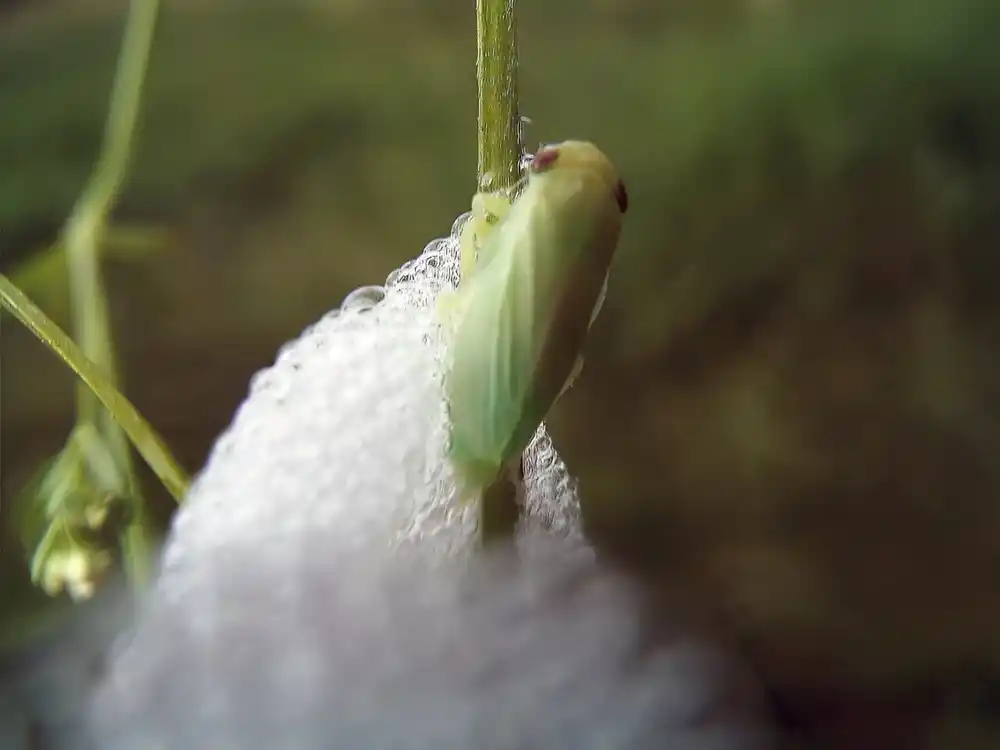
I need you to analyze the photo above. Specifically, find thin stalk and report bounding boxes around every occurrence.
[0,275,190,503]
[64,0,159,425]
[61,0,162,587]
[475,0,524,541]
[476,0,522,192]
[479,458,523,545]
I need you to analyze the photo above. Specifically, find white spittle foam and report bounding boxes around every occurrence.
[157,213,587,598]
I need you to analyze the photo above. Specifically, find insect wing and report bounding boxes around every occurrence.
[447,208,542,468]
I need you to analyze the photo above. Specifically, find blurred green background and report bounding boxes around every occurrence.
[3,0,1000,745]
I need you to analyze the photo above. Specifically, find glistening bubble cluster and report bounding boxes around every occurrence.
[159,212,585,594]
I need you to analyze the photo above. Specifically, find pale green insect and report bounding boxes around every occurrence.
[439,140,629,505]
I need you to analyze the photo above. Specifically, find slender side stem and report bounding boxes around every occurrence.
[0,275,190,503]
[64,0,159,424]
[476,0,522,193]
[61,0,162,587]
[475,0,524,542]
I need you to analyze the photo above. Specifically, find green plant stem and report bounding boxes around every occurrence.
[476,0,522,193]
[480,459,523,546]
[475,0,523,541]
[64,0,158,426]
[0,275,190,504]
[61,0,162,587]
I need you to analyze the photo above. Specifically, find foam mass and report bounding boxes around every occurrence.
[160,213,585,593]
[87,536,774,750]
[84,227,774,747]
[4,218,776,750]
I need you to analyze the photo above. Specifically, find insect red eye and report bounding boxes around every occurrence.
[614,179,629,213]
[529,147,560,172]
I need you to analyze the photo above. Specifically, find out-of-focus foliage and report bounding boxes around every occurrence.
[3,0,1000,744]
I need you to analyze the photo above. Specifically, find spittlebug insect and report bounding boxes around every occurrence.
[440,140,628,506]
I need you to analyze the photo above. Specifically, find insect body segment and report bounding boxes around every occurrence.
[458,190,517,284]
[442,141,628,506]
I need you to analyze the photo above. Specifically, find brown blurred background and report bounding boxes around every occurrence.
[3,0,1000,746]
